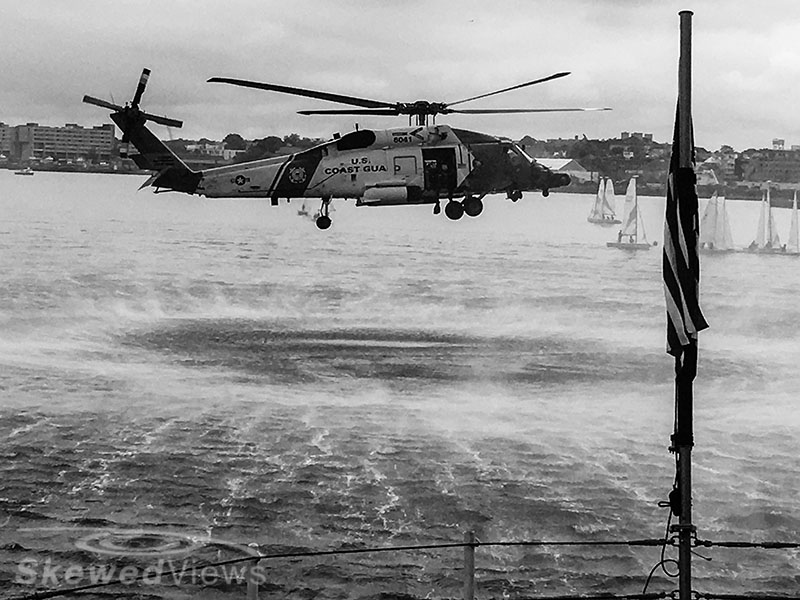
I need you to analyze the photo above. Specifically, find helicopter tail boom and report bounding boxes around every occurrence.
[110,112,201,193]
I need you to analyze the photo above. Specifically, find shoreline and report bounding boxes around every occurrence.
[5,165,794,206]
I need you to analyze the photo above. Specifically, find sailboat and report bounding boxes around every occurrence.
[606,178,652,250]
[699,192,736,252]
[297,199,333,222]
[587,178,621,225]
[746,188,784,253]
[787,190,799,255]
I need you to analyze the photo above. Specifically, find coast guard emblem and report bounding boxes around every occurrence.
[288,166,307,184]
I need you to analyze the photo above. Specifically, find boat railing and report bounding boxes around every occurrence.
[11,529,800,600]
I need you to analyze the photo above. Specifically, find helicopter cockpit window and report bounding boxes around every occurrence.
[517,145,534,162]
[504,144,529,167]
[336,130,377,151]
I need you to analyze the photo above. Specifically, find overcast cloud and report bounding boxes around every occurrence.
[3,0,799,150]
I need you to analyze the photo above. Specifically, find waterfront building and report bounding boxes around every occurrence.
[621,131,654,142]
[9,122,115,162]
[0,122,11,155]
[535,157,593,183]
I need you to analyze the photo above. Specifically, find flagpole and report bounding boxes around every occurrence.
[678,11,693,169]
[675,11,695,600]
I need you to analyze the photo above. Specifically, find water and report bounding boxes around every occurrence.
[1,170,799,598]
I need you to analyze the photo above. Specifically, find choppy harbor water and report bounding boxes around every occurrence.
[1,170,799,599]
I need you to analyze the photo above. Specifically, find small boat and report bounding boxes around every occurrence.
[14,166,34,176]
[587,178,621,225]
[745,187,786,254]
[607,178,653,250]
[699,192,736,252]
[297,199,333,222]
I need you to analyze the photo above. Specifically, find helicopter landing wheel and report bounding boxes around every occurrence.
[463,196,483,217]
[507,190,522,202]
[444,200,464,220]
[541,188,550,197]
[316,197,332,229]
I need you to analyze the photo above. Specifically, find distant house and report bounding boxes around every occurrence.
[534,157,594,183]
[222,148,245,161]
[696,167,719,186]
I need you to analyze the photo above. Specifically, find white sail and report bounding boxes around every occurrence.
[589,177,620,223]
[608,178,649,249]
[719,196,735,250]
[588,179,605,220]
[789,191,799,254]
[700,193,735,251]
[699,193,719,247]
[754,191,767,248]
[620,178,638,238]
[636,200,649,244]
[603,179,617,217]
[766,188,781,248]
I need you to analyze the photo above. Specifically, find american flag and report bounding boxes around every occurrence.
[663,105,708,357]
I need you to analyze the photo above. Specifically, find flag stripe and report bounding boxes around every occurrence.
[663,106,708,356]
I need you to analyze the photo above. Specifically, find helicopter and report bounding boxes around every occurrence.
[83,69,609,229]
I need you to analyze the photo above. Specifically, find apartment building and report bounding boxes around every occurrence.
[10,122,115,162]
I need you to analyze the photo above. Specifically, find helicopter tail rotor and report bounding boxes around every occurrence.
[83,68,184,131]
[131,68,150,108]
[83,69,200,193]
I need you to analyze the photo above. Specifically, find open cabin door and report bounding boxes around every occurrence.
[422,147,457,195]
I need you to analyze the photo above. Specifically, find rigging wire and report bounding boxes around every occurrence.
[642,505,679,595]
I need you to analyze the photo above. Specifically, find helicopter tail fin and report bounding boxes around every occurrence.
[111,113,202,193]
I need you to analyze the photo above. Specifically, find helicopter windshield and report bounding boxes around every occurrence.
[503,143,531,167]
[515,144,535,163]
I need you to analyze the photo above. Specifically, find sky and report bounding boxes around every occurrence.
[3,0,800,151]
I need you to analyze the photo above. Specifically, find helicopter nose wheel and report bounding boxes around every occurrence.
[507,190,523,202]
[315,197,332,229]
[463,195,483,217]
[444,200,464,220]
[542,188,550,197]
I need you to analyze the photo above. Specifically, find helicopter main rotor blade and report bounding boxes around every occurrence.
[447,72,571,107]
[447,107,612,114]
[208,77,395,110]
[83,95,124,112]
[297,109,400,116]
[141,112,183,128]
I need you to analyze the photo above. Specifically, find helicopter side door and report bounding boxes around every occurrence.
[422,148,457,196]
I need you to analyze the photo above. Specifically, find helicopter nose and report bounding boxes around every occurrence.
[551,172,571,188]
[529,162,571,191]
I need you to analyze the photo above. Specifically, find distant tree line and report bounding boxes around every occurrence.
[164,133,323,162]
